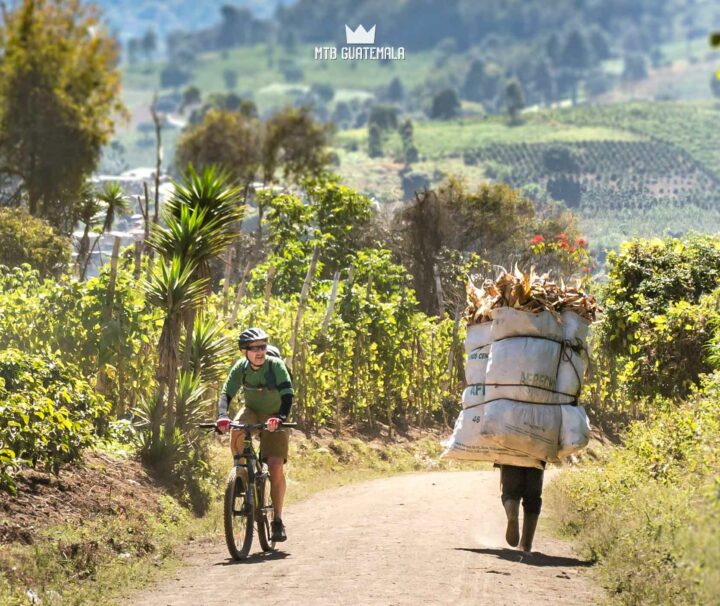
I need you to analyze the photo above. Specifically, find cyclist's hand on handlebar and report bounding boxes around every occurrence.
[216,416,231,434]
[266,417,282,432]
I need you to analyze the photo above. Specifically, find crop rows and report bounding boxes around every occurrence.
[463,140,720,212]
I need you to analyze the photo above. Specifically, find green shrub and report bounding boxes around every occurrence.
[550,381,720,604]
[0,208,71,276]
[589,235,720,422]
[0,349,111,493]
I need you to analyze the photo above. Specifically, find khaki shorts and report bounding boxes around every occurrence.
[231,408,290,462]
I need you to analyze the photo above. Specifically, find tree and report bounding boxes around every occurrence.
[368,105,398,132]
[0,0,124,234]
[141,28,157,62]
[176,109,262,187]
[532,59,554,105]
[368,124,383,158]
[146,166,243,438]
[622,53,648,82]
[560,30,590,104]
[504,79,525,123]
[262,106,333,183]
[462,59,502,104]
[0,208,71,276]
[77,181,129,279]
[181,86,201,112]
[223,69,238,91]
[161,63,191,89]
[387,77,405,102]
[430,89,461,120]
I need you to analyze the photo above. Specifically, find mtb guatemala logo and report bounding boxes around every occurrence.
[314,24,405,61]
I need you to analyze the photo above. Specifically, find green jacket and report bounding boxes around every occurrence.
[221,357,294,415]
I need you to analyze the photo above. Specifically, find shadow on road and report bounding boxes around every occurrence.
[455,547,593,568]
[214,551,290,566]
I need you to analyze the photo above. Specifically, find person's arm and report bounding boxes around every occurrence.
[277,393,293,421]
[269,359,294,426]
[216,361,243,429]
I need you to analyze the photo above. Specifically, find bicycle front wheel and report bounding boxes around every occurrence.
[256,472,276,552]
[224,466,253,560]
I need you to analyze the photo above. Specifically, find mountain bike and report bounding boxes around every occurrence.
[199,420,296,560]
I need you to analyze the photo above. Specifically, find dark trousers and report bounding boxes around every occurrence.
[500,465,544,515]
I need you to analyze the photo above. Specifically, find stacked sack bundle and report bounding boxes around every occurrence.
[443,269,598,468]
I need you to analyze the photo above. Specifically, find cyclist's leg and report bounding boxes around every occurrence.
[259,420,290,519]
[230,407,258,457]
[266,457,286,518]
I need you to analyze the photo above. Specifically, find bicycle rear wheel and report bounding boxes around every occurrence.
[256,472,276,552]
[224,466,253,560]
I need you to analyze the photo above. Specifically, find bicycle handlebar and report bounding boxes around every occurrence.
[198,421,298,430]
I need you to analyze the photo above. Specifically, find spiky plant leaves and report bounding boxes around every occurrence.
[179,314,234,384]
[97,181,129,232]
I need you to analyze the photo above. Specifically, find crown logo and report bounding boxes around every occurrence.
[345,24,376,45]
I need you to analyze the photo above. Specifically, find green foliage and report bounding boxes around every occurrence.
[549,380,720,605]
[258,176,373,293]
[0,0,124,233]
[0,349,111,492]
[230,247,462,431]
[0,262,159,415]
[0,209,71,276]
[176,108,262,185]
[593,236,720,414]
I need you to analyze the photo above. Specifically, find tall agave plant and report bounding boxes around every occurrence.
[181,313,235,384]
[145,165,242,441]
[144,255,208,441]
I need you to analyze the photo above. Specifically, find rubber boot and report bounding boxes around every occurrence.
[503,499,520,547]
[520,513,540,553]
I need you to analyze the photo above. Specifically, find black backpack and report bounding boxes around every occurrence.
[241,344,292,390]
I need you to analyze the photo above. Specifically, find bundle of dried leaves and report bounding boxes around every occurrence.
[465,266,599,324]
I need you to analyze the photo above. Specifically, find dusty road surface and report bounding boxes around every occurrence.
[126,471,598,606]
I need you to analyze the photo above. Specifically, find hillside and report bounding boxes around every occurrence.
[333,101,720,250]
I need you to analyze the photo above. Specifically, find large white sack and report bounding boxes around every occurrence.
[557,405,590,459]
[441,408,544,469]
[485,337,569,404]
[461,383,488,409]
[561,310,591,344]
[556,348,588,399]
[465,345,490,385]
[490,307,563,341]
[465,321,493,354]
[480,399,561,461]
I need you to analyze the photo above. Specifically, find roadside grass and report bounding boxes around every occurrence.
[546,390,720,605]
[0,432,475,606]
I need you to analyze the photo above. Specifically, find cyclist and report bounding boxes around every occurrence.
[215,327,294,543]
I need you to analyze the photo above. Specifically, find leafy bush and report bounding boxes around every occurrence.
[549,380,720,605]
[0,262,159,415]
[0,209,71,276]
[0,349,111,493]
[590,235,720,422]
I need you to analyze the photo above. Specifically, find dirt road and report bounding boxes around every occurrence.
[126,471,597,606]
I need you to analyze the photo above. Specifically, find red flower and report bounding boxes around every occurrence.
[530,234,545,244]
[576,237,588,247]
[556,232,568,241]
[558,241,569,249]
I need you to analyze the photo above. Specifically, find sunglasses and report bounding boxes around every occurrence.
[245,344,267,352]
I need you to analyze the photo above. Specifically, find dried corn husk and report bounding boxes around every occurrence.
[465,267,599,325]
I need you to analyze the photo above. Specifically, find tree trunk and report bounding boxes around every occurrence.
[222,248,235,316]
[96,237,122,401]
[320,271,341,335]
[288,246,320,371]
[151,97,162,226]
[229,261,252,326]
